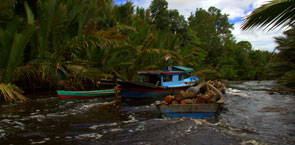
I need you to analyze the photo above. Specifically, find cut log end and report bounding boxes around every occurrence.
[171,100,179,104]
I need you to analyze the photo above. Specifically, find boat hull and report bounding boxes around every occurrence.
[57,89,116,99]
[118,87,189,98]
[158,103,223,118]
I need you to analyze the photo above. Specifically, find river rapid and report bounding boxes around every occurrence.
[0,81,294,145]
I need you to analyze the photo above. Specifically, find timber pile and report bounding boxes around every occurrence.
[164,80,226,104]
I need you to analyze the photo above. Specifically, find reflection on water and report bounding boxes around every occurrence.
[0,81,294,144]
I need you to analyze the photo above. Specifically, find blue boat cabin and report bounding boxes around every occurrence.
[136,66,197,87]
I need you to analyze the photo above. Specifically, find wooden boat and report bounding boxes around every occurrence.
[157,98,225,118]
[57,89,116,99]
[115,66,198,98]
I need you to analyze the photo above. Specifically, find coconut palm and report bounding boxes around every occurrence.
[241,0,295,30]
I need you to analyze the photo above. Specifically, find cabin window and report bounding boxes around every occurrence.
[179,74,183,81]
[172,75,179,81]
[141,75,149,82]
[163,75,172,82]
[141,75,161,85]
[149,75,161,85]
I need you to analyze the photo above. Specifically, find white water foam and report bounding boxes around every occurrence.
[0,129,5,138]
[227,88,241,93]
[226,88,249,98]
[76,133,103,140]
[185,126,193,134]
[30,138,50,145]
[89,122,118,130]
[135,124,145,131]
[122,115,138,124]
[241,139,262,145]
[0,119,12,123]
[109,128,123,132]
[192,119,211,126]
[0,119,26,131]
[128,129,134,132]
[29,115,46,121]
[78,101,115,111]
[31,140,46,144]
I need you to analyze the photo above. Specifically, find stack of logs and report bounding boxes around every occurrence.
[164,80,226,104]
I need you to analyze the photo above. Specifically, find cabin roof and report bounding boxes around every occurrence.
[136,70,184,75]
[137,66,193,75]
[172,66,193,73]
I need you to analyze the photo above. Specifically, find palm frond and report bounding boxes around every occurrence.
[24,1,34,25]
[0,83,28,102]
[1,25,34,83]
[13,64,41,82]
[110,25,137,33]
[278,70,295,88]
[64,64,112,81]
[37,0,60,58]
[242,0,295,31]
[0,0,14,25]
[61,64,112,90]
[59,25,132,59]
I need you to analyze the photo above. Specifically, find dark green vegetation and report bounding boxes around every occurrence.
[1,0,290,101]
[242,0,295,89]
[271,28,295,89]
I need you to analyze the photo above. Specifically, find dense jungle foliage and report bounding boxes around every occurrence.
[0,0,293,101]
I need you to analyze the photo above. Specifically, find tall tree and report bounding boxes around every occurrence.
[188,7,233,66]
[149,0,169,29]
[168,9,187,34]
[113,1,134,25]
[235,41,255,79]
[249,50,272,80]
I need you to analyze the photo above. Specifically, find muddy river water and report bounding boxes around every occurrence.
[0,81,294,144]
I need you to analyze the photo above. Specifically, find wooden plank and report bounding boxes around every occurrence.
[216,98,225,104]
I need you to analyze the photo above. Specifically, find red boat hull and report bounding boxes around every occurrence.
[116,86,190,98]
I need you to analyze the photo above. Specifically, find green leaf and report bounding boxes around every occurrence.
[24,1,34,25]
[242,0,295,31]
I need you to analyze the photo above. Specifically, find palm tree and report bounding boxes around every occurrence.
[0,0,131,100]
[241,0,295,30]
[242,0,295,89]
[0,1,34,101]
[14,0,133,91]
[269,27,295,88]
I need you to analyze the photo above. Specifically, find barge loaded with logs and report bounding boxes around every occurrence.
[115,66,199,98]
[157,81,226,118]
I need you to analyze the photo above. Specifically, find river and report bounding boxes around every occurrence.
[0,81,294,145]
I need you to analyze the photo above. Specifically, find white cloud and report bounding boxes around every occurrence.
[131,0,285,52]
[133,0,151,9]
[232,22,284,51]
[132,0,255,19]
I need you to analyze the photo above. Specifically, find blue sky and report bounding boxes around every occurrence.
[228,17,242,24]
[113,0,285,52]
